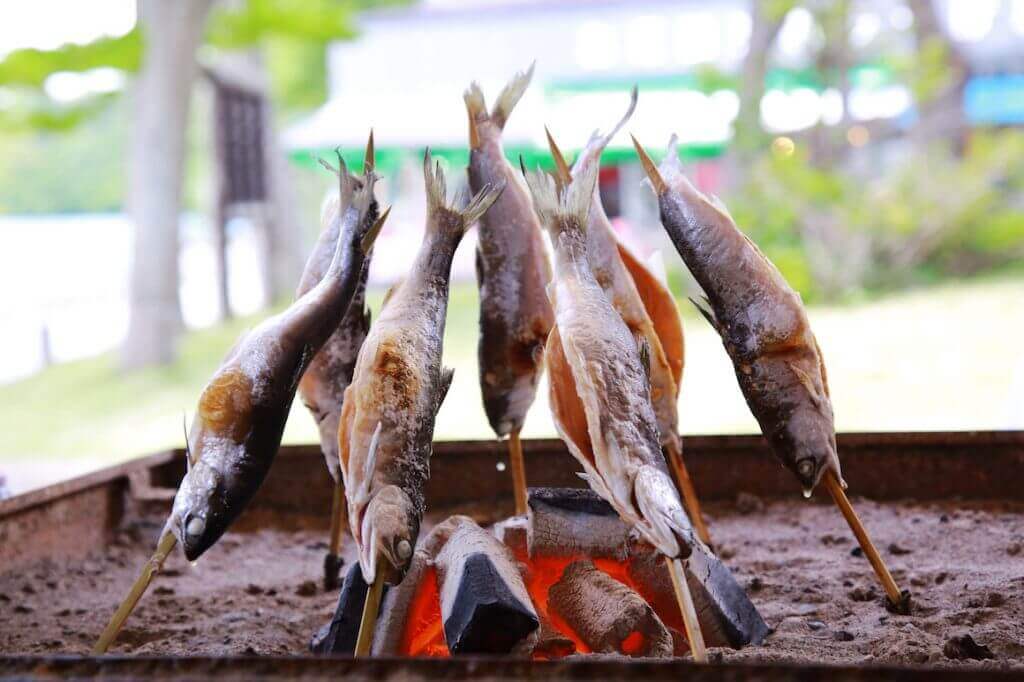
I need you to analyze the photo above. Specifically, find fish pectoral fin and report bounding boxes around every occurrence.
[787,361,825,409]
[689,296,721,334]
[354,421,383,509]
[436,367,455,414]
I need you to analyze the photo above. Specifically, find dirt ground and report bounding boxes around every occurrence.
[1,497,1022,671]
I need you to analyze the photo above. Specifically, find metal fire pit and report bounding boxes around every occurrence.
[1,431,1022,680]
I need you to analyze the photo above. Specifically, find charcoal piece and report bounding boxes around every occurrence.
[493,517,528,556]
[533,618,576,659]
[549,560,673,658]
[436,518,539,655]
[310,562,387,654]
[372,515,468,655]
[527,487,630,560]
[629,539,769,650]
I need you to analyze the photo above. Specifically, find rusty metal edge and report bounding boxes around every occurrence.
[0,654,1019,681]
[0,449,179,518]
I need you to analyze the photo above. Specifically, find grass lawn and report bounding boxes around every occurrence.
[2,274,1023,493]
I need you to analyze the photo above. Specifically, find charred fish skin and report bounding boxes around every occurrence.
[552,87,684,451]
[297,145,378,483]
[635,135,841,493]
[170,164,386,561]
[523,161,695,560]
[465,64,555,437]
[339,152,503,586]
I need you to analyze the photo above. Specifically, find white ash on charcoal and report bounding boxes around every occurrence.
[435,517,539,655]
[527,487,631,561]
[549,559,673,658]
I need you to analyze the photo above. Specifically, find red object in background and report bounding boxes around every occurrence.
[694,159,721,196]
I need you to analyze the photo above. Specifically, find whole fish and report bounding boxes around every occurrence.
[465,64,555,438]
[524,159,695,560]
[296,138,379,588]
[546,88,684,451]
[297,137,377,487]
[633,135,842,493]
[338,152,502,584]
[169,162,388,561]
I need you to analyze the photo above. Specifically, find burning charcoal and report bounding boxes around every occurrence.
[549,560,672,658]
[493,517,529,556]
[527,487,631,560]
[628,539,770,650]
[533,618,576,659]
[436,518,539,655]
[310,562,387,655]
[371,516,466,656]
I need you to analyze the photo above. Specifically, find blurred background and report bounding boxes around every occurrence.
[1,0,1022,496]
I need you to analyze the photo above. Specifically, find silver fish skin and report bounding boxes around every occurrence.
[170,164,386,561]
[524,162,695,560]
[465,64,555,437]
[339,152,503,585]
[635,135,841,493]
[556,87,685,451]
[297,144,378,483]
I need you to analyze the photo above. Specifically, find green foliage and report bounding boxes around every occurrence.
[265,38,329,113]
[0,31,141,89]
[206,0,357,49]
[725,130,1024,300]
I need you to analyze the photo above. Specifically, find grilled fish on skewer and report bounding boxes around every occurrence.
[545,92,711,544]
[632,135,840,494]
[634,135,909,612]
[170,164,387,561]
[523,160,695,561]
[297,135,378,589]
[465,65,555,441]
[339,151,503,586]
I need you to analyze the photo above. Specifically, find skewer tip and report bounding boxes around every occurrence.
[630,134,666,195]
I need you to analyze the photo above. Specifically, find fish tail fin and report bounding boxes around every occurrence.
[596,85,638,153]
[522,146,598,238]
[464,83,487,150]
[490,62,534,130]
[423,148,503,240]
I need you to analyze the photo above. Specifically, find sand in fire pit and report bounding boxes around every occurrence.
[0,498,1022,671]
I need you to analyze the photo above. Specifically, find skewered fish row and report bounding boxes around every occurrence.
[297,134,379,589]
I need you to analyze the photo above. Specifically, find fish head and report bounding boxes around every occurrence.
[359,484,419,585]
[780,402,841,494]
[169,454,230,561]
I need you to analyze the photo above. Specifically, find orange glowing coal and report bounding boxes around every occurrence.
[396,546,685,659]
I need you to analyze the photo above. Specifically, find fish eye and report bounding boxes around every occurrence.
[185,515,206,537]
[796,458,816,480]
[396,539,412,561]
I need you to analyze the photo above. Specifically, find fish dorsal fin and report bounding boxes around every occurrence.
[381,280,402,309]
[436,367,455,415]
[637,336,652,385]
[545,325,595,473]
[618,243,685,388]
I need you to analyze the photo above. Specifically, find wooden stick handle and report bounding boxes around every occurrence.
[665,440,712,547]
[93,530,177,654]
[508,430,528,516]
[354,568,385,657]
[666,556,707,663]
[824,470,905,608]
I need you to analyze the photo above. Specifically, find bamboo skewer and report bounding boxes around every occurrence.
[665,556,708,663]
[664,440,712,547]
[324,481,346,589]
[508,429,528,516]
[93,530,177,654]
[824,470,907,611]
[354,568,385,657]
